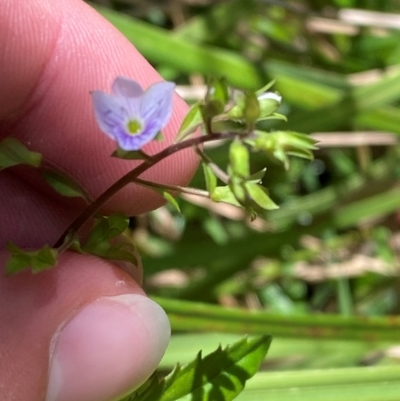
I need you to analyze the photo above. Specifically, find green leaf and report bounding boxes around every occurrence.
[256,112,287,122]
[202,163,217,195]
[6,243,58,274]
[42,170,90,201]
[229,177,247,204]
[154,131,164,142]
[243,91,260,125]
[211,119,246,133]
[81,215,138,265]
[163,191,181,213]
[223,89,265,126]
[227,92,246,120]
[205,76,229,109]
[88,243,138,265]
[211,186,242,207]
[201,77,230,123]
[255,80,276,96]
[229,138,250,178]
[203,217,229,245]
[112,148,152,161]
[176,102,203,142]
[248,168,266,183]
[0,137,42,170]
[245,183,279,210]
[200,103,220,126]
[254,131,317,169]
[136,335,272,401]
[83,214,129,249]
[257,94,281,119]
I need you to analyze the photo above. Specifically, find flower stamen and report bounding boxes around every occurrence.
[126,119,142,136]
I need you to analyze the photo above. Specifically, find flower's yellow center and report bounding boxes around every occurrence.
[127,119,142,135]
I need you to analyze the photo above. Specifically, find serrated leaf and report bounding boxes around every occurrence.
[163,191,181,213]
[245,183,279,211]
[202,163,217,195]
[6,243,58,274]
[176,102,203,142]
[42,170,89,201]
[0,137,42,170]
[112,147,152,161]
[121,375,159,401]
[137,335,272,401]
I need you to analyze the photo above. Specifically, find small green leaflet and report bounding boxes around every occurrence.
[256,112,287,122]
[83,213,129,248]
[202,163,217,195]
[6,243,58,274]
[229,139,250,178]
[0,137,42,170]
[254,130,317,170]
[248,168,266,184]
[125,335,272,401]
[211,186,242,207]
[245,183,279,211]
[135,179,181,213]
[80,214,138,265]
[201,76,230,124]
[42,170,90,202]
[163,191,181,213]
[175,102,203,142]
[112,148,152,162]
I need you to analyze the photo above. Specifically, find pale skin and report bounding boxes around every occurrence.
[0,1,198,401]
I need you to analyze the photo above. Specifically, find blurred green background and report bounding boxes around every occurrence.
[90,1,400,399]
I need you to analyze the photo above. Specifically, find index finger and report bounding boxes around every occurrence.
[0,0,197,215]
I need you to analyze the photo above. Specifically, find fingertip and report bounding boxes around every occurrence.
[46,294,170,401]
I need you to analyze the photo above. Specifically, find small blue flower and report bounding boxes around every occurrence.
[91,76,175,151]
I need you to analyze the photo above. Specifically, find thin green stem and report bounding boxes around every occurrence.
[54,130,240,248]
[135,178,210,198]
[195,147,230,183]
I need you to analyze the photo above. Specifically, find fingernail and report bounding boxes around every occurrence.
[45,294,170,401]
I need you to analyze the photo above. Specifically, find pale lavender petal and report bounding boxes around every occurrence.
[125,97,142,120]
[91,91,126,139]
[112,76,144,98]
[140,82,175,128]
[111,125,137,150]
